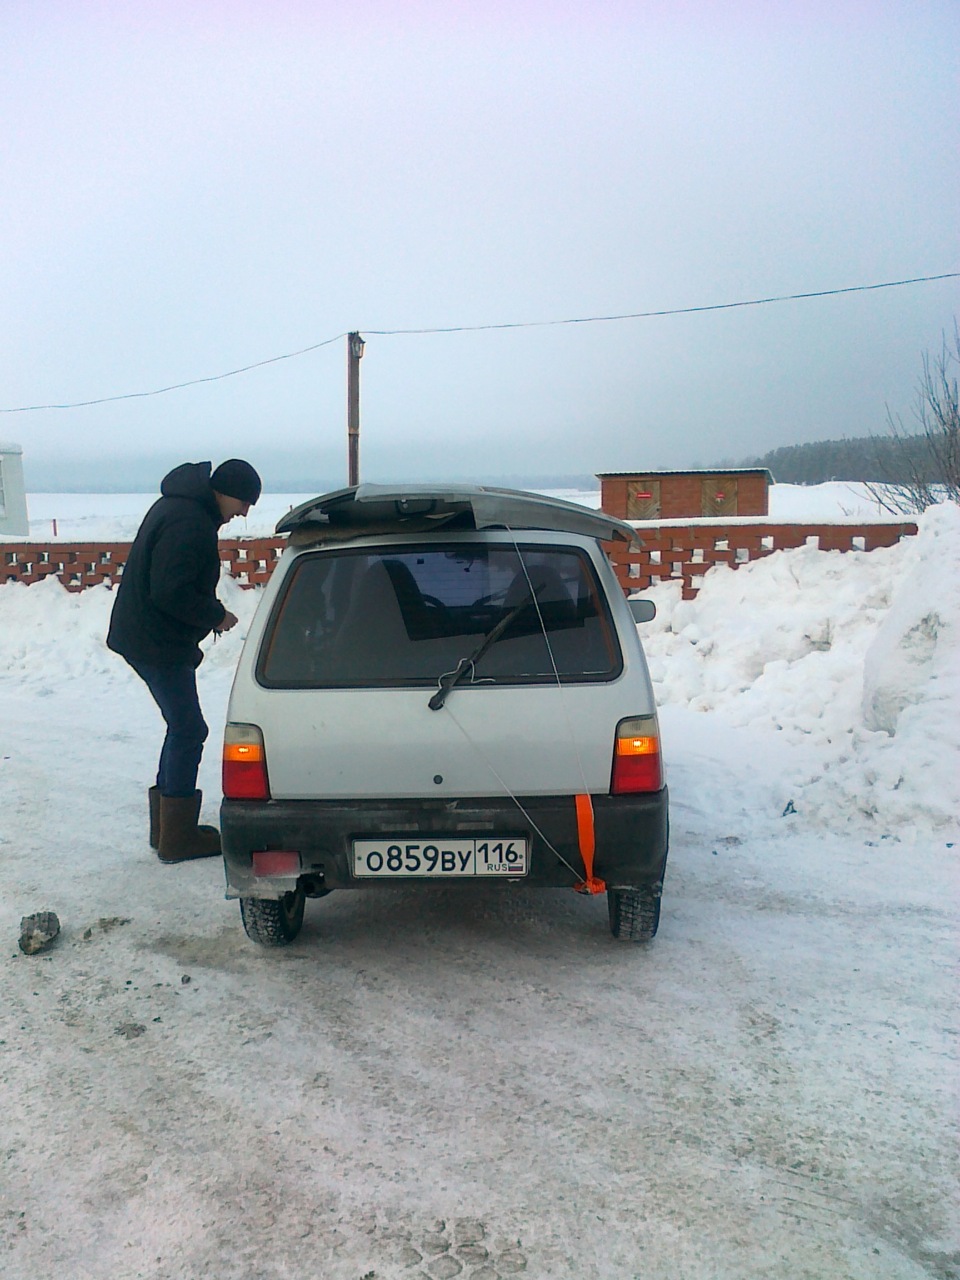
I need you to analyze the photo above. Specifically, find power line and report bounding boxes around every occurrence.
[365,273,960,335]
[2,272,957,414]
[1,332,350,412]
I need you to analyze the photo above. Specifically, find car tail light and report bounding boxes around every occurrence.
[223,723,270,800]
[610,715,663,794]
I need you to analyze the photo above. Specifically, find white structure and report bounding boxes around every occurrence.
[0,443,29,536]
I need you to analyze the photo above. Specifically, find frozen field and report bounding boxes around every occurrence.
[11,480,902,543]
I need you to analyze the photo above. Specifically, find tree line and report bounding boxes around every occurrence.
[742,434,939,485]
[744,326,958,513]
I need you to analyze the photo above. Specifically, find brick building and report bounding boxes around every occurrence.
[597,468,774,520]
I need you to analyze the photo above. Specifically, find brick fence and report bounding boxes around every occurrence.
[0,537,286,591]
[605,520,918,599]
[1,522,918,598]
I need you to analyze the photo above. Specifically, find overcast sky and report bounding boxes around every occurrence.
[2,1,957,490]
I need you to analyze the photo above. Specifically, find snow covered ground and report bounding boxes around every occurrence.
[0,488,957,1279]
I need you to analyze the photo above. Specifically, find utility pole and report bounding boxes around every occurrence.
[346,331,365,486]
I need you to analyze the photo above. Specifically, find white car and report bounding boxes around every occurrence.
[220,484,669,946]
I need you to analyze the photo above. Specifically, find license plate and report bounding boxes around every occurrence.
[352,837,528,877]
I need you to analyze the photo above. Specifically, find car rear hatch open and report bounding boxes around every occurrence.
[276,482,637,546]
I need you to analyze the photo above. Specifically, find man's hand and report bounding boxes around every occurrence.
[216,610,239,634]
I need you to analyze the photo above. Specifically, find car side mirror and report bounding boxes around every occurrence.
[627,597,656,623]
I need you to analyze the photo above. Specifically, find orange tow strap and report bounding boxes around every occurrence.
[574,793,606,895]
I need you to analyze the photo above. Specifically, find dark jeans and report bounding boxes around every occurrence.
[127,659,209,797]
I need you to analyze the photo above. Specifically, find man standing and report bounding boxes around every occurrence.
[107,458,262,862]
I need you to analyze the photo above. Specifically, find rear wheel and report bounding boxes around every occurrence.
[240,887,306,947]
[607,885,661,942]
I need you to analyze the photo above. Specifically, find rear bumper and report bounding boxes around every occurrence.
[220,790,669,898]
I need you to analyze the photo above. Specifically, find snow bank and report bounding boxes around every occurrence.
[862,502,960,734]
[0,570,260,690]
[640,503,960,831]
[852,502,960,827]
[0,575,120,685]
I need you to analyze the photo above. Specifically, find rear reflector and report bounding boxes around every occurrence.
[611,715,663,794]
[222,723,270,800]
[252,850,301,878]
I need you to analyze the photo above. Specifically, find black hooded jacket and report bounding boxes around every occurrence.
[107,462,227,667]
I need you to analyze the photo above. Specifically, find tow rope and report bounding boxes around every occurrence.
[506,531,607,897]
[440,533,608,897]
[574,792,606,895]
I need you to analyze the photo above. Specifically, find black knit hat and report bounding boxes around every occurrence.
[210,459,261,504]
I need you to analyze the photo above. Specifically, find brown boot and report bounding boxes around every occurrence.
[191,789,221,841]
[151,787,216,852]
[149,786,161,849]
[157,793,221,863]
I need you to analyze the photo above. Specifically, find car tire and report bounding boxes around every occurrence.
[607,884,661,942]
[240,888,306,946]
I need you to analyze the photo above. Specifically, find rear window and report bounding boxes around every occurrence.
[258,543,622,688]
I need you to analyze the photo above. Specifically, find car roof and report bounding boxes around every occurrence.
[277,483,637,545]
